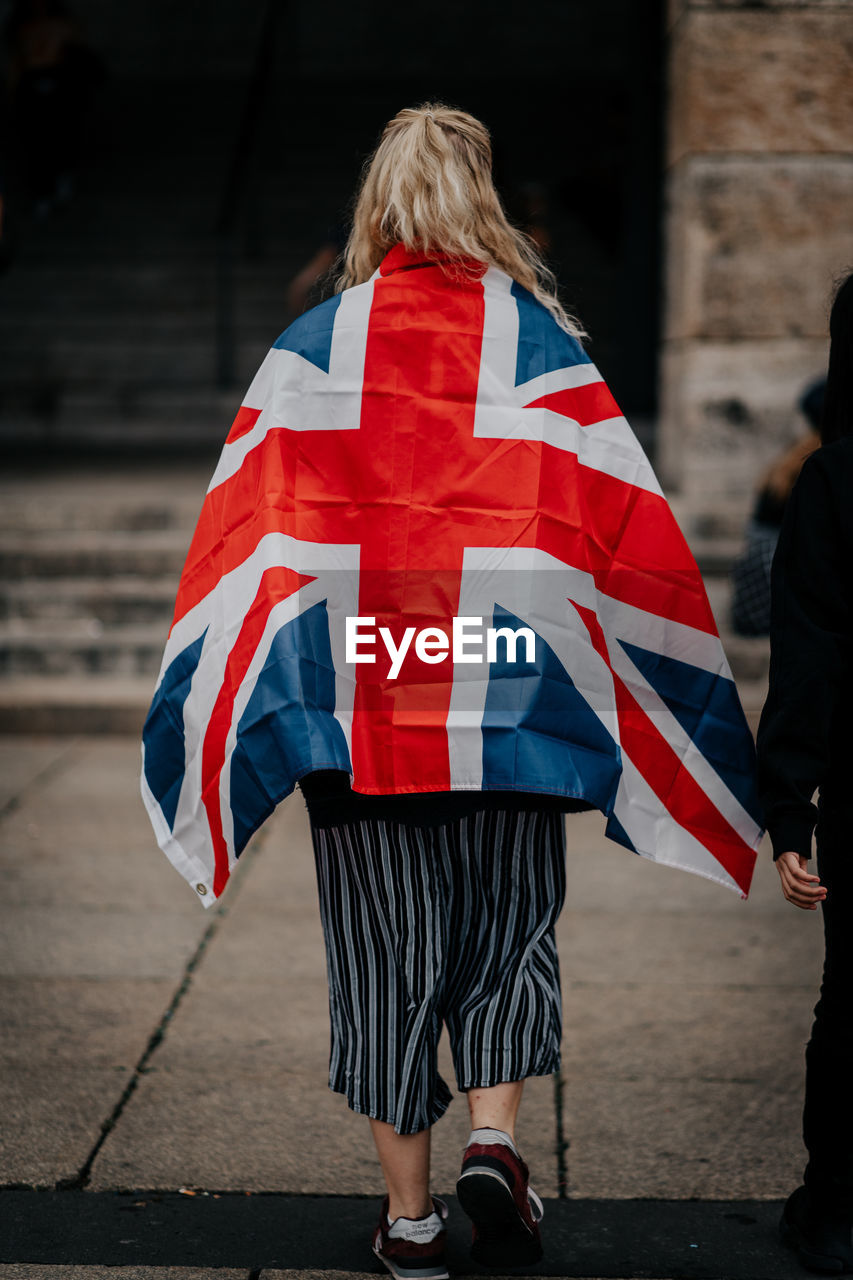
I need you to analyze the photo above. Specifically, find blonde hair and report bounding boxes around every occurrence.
[337,103,585,338]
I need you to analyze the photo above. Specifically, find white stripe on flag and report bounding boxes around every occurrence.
[208,278,376,494]
[609,640,762,850]
[447,548,622,789]
[474,268,661,496]
[157,535,359,878]
[218,563,360,861]
[612,753,745,896]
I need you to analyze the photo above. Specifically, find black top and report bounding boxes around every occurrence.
[298,769,594,828]
[756,438,853,859]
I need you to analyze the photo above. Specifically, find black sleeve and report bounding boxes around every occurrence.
[756,449,853,859]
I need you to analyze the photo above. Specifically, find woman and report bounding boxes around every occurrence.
[143,103,760,1279]
[299,103,588,1280]
[757,271,853,1274]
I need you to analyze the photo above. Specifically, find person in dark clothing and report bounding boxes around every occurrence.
[4,0,104,217]
[730,381,823,638]
[756,271,853,1273]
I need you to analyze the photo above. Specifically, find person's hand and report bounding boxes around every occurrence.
[775,851,826,910]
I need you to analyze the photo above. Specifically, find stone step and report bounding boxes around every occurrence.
[672,495,755,543]
[0,492,203,534]
[719,631,770,685]
[0,577,177,626]
[0,294,299,330]
[0,337,271,384]
[0,622,166,678]
[0,457,210,525]
[0,417,232,452]
[0,262,223,295]
[703,573,732,631]
[687,538,744,577]
[0,312,283,339]
[0,532,191,580]
[0,385,241,430]
[1,233,320,280]
[0,675,152,733]
[735,678,768,731]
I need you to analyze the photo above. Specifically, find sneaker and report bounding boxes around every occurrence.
[780,1185,853,1274]
[456,1135,544,1267]
[372,1195,450,1280]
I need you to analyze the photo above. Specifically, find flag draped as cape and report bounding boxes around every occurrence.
[141,245,762,906]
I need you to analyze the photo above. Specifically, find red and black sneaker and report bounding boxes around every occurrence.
[372,1195,450,1280]
[456,1136,544,1268]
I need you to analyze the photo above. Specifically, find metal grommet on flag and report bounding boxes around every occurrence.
[195,883,208,896]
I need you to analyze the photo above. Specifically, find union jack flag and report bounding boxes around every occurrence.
[141,245,762,905]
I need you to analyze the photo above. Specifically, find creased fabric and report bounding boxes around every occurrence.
[141,246,761,904]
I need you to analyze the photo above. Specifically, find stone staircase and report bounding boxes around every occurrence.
[0,67,384,455]
[0,455,769,733]
[0,51,768,732]
[0,459,209,731]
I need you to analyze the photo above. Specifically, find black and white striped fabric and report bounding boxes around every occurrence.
[311,809,566,1134]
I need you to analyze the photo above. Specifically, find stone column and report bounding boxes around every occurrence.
[660,0,853,537]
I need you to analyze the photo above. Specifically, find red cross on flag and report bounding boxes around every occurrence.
[142,245,762,905]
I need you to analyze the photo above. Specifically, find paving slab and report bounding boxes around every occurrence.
[555,870,823,988]
[0,1270,248,1279]
[563,812,786,914]
[220,794,560,1191]
[82,781,823,1202]
[0,727,830,1248]
[0,737,207,914]
[0,737,218,1186]
[0,908,208,981]
[87,1033,559,1196]
[1,1066,134,1187]
[563,1074,804,1199]
[560,981,816,1081]
[88,796,560,1196]
[0,676,155,736]
[0,740,211,991]
[0,822,205,912]
[0,738,73,811]
[553,819,822,1203]
[0,977,174,1070]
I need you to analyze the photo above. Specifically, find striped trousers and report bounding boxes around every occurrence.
[311,809,566,1134]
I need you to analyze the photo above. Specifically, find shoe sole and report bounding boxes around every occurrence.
[372,1242,450,1280]
[780,1217,849,1275]
[456,1169,543,1268]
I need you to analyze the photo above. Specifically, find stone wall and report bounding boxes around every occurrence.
[660,0,853,536]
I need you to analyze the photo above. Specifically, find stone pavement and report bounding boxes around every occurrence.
[0,736,825,1278]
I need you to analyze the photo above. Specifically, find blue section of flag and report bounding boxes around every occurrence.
[273,292,343,374]
[481,604,621,807]
[511,281,591,387]
[228,600,350,854]
[618,639,763,827]
[605,811,638,853]
[142,630,207,831]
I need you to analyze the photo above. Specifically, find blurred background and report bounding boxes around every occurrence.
[0,0,850,728]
